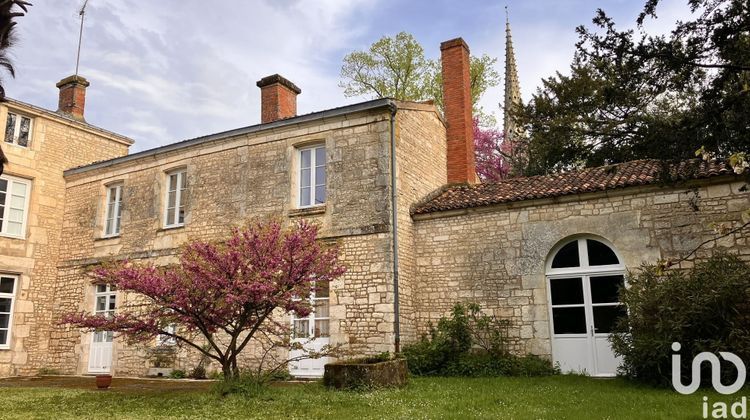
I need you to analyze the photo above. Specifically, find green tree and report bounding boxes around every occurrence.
[0,0,32,175]
[513,0,749,175]
[340,32,500,118]
[0,0,30,100]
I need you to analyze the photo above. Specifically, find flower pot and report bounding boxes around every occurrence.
[95,374,112,389]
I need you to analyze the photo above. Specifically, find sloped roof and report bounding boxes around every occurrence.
[4,98,134,146]
[412,159,740,215]
[64,98,397,176]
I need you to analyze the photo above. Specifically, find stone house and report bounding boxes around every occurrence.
[0,75,133,376]
[0,38,748,378]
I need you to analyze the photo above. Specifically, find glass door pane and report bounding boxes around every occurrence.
[592,305,627,334]
[549,277,587,335]
[589,274,626,334]
[293,319,310,339]
[552,307,587,334]
[314,299,329,338]
[550,277,584,305]
[590,275,624,304]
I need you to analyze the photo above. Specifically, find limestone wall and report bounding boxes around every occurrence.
[0,101,131,376]
[50,104,447,376]
[412,178,750,357]
[393,104,446,344]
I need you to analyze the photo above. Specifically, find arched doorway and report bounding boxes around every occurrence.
[546,237,626,376]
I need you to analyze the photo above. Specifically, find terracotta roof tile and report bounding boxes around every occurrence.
[411,159,740,215]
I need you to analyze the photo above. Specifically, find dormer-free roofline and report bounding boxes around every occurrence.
[63,98,398,177]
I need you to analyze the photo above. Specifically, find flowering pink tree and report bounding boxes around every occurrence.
[63,220,346,380]
[474,118,512,182]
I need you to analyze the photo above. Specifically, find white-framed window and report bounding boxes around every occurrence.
[0,175,31,238]
[546,237,627,337]
[157,324,177,346]
[4,112,32,147]
[298,145,326,208]
[93,284,116,344]
[103,184,123,237]
[291,281,330,339]
[0,274,17,349]
[163,169,186,228]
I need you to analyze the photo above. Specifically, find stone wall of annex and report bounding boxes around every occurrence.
[0,100,131,376]
[393,104,446,345]
[48,103,447,376]
[412,177,750,357]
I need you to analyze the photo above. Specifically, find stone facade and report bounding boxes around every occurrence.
[1,71,748,379]
[411,178,750,357]
[0,99,132,376]
[44,101,447,376]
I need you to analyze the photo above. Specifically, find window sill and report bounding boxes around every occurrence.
[158,225,185,233]
[288,205,326,218]
[95,235,121,242]
[0,233,25,241]
[5,143,30,150]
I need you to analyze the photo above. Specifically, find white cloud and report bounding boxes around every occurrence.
[6,0,375,151]
[3,0,696,149]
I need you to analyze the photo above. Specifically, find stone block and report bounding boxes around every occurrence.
[323,358,408,389]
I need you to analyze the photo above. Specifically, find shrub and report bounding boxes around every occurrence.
[442,353,557,377]
[169,369,186,379]
[611,254,750,387]
[266,369,292,382]
[190,365,206,379]
[403,302,556,377]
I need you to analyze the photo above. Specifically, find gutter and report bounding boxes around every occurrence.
[388,103,401,354]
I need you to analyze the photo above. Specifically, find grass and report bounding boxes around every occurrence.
[0,375,739,419]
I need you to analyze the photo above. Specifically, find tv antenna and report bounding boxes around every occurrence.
[74,0,90,77]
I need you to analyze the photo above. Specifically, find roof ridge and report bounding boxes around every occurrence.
[4,97,134,145]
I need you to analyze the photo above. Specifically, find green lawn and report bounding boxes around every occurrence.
[0,375,736,419]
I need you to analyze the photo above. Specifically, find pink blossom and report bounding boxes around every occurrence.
[62,219,346,378]
[474,117,512,182]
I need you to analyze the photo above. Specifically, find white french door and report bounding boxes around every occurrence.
[289,282,330,378]
[547,273,626,376]
[88,284,116,374]
[546,237,627,377]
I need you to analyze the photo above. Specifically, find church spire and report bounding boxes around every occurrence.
[503,7,522,141]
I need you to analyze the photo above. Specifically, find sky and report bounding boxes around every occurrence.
[5,0,694,152]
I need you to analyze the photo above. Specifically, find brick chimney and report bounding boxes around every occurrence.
[56,75,90,121]
[440,38,478,184]
[256,74,301,124]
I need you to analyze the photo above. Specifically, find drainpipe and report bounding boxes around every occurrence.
[389,103,401,354]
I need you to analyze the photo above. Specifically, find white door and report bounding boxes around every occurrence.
[546,238,626,377]
[88,284,116,374]
[289,282,330,378]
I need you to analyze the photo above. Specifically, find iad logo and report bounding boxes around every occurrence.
[672,342,748,419]
[671,342,746,395]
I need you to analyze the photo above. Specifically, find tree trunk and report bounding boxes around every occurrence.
[222,362,237,381]
[221,353,242,381]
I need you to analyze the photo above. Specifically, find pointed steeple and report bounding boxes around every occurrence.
[503,7,522,141]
